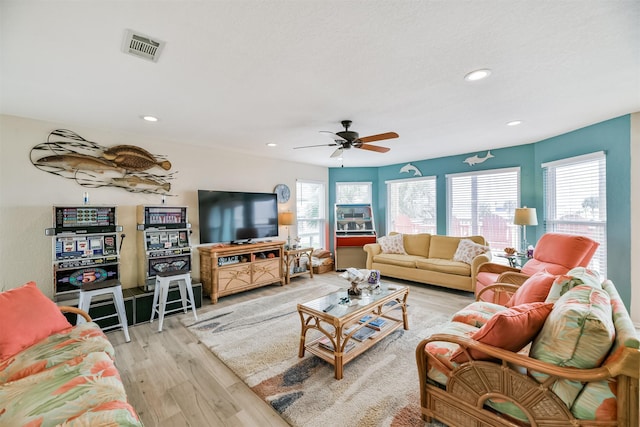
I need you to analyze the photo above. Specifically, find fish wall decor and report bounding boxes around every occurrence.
[399,163,422,176]
[30,129,175,195]
[463,150,494,166]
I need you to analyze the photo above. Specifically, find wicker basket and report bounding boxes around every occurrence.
[312,263,334,274]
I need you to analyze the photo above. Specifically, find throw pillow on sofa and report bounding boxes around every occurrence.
[0,282,72,361]
[450,301,554,363]
[545,267,602,303]
[506,270,556,307]
[530,284,615,408]
[378,234,406,254]
[453,239,490,264]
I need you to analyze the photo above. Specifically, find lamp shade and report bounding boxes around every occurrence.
[513,207,538,226]
[279,211,295,226]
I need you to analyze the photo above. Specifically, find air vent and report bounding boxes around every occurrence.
[122,29,165,62]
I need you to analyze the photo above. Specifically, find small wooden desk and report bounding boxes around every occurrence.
[283,247,314,284]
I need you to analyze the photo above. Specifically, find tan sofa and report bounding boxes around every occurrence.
[364,233,489,292]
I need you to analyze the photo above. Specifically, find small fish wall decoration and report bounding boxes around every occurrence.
[399,163,422,176]
[30,129,175,195]
[463,150,494,166]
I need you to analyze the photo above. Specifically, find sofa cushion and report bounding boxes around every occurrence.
[371,253,423,268]
[0,351,142,426]
[402,233,431,257]
[451,301,508,328]
[530,285,615,408]
[571,380,617,421]
[453,239,490,265]
[0,282,72,362]
[429,235,485,260]
[415,258,471,276]
[0,321,113,384]
[451,302,554,363]
[377,233,406,254]
[423,321,479,386]
[545,267,602,303]
[506,270,556,307]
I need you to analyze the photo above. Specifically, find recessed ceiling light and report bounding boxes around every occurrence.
[266,142,277,147]
[142,115,158,122]
[507,120,522,126]
[464,69,491,81]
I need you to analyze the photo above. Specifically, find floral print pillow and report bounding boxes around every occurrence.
[378,234,406,254]
[453,239,490,264]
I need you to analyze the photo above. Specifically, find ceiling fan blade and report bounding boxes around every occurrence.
[294,143,338,149]
[358,132,399,143]
[356,143,390,153]
[320,131,348,142]
[330,148,344,158]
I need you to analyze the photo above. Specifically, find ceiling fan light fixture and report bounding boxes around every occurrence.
[464,68,492,81]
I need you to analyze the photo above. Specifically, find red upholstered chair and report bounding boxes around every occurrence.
[474,233,599,304]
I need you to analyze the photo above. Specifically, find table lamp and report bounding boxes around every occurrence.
[513,207,538,254]
[279,211,295,249]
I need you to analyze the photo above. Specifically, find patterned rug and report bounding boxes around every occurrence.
[183,282,449,427]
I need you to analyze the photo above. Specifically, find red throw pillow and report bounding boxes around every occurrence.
[0,282,72,361]
[451,302,554,363]
[506,270,556,307]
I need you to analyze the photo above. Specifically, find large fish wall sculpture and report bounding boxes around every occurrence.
[30,129,175,195]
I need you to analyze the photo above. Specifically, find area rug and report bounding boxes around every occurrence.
[183,283,449,427]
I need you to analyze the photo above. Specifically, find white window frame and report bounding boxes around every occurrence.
[296,179,326,249]
[385,176,437,234]
[335,182,372,204]
[446,167,521,249]
[542,151,607,276]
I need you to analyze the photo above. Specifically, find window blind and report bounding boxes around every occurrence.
[296,180,326,249]
[386,176,437,234]
[542,152,607,276]
[335,182,372,204]
[446,168,520,249]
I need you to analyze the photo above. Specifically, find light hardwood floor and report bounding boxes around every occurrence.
[107,274,475,427]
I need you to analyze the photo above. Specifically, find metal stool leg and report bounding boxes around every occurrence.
[178,279,188,314]
[150,276,161,324]
[184,274,198,321]
[112,285,131,342]
[77,291,90,325]
[157,278,170,332]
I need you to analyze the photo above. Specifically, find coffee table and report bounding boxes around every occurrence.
[297,285,409,379]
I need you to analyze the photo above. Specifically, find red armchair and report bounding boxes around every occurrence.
[475,232,599,303]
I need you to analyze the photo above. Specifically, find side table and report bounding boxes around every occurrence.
[283,247,314,284]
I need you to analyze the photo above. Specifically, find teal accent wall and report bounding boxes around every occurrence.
[533,115,631,305]
[329,115,632,306]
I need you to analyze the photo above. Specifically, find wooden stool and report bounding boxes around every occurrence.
[150,271,198,332]
[77,279,131,342]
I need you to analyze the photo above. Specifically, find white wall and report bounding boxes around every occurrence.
[0,114,327,297]
[631,112,640,326]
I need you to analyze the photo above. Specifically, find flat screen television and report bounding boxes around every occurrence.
[198,190,279,244]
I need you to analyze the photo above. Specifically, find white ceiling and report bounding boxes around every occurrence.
[2,1,639,168]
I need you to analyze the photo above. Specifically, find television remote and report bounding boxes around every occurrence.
[323,304,336,312]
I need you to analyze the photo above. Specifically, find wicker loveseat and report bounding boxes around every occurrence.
[416,270,639,426]
[364,233,490,292]
[0,282,142,426]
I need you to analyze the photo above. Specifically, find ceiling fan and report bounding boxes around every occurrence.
[294,120,399,158]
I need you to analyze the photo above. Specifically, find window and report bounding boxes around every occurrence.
[542,152,607,276]
[386,177,437,234]
[335,182,372,204]
[296,180,326,249]
[447,168,520,249]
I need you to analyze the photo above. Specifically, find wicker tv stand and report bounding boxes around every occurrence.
[197,241,285,303]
